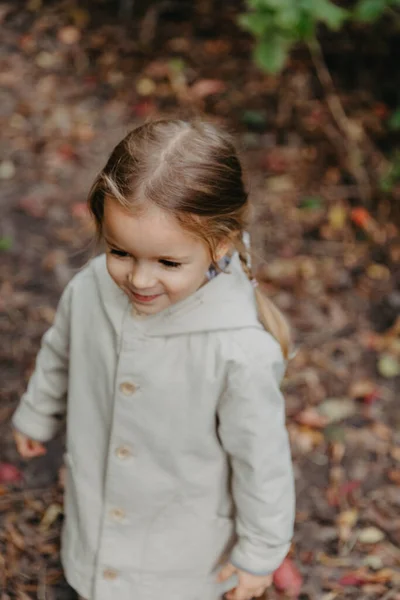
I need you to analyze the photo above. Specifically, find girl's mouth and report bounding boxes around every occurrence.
[130,290,162,303]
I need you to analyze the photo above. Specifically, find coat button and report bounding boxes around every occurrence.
[110,507,126,521]
[103,568,118,580]
[119,382,137,396]
[115,445,132,460]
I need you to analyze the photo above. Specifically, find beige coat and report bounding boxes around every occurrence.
[12,253,295,600]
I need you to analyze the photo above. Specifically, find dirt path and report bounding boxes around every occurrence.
[1,2,399,599]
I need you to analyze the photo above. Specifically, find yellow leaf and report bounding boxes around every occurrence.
[329,205,347,229]
[40,503,63,531]
[358,527,385,544]
[367,263,391,280]
[136,78,156,96]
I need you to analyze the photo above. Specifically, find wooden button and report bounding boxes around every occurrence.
[110,507,126,521]
[119,382,137,396]
[115,445,132,460]
[103,568,118,580]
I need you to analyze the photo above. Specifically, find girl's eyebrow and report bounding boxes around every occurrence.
[104,236,190,261]
[104,235,124,249]
[159,255,190,261]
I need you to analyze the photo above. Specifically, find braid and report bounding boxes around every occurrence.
[235,235,253,281]
[234,234,292,360]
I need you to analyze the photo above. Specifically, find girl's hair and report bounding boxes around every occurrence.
[88,118,292,359]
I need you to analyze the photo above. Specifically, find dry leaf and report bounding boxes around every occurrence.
[358,527,385,544]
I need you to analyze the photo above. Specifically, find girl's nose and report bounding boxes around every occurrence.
[127,265,156,289]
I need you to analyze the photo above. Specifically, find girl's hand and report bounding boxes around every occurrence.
[13,429,47,458]
[218,562,272,600]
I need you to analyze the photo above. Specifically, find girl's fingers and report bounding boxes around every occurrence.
[218,562,236,582]
[13,431,46,458]
[226,586,266,600]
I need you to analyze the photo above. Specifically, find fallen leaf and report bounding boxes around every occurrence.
[358,527,385,544]
[299,196,324,210]
[294,407,328,429]
[387,469,400,484]
[351,207,372,228]
[378,353,400,378]
[40,503,63,531]
[0,463,23,484]
[0,160,16,179]
[318,398,357,423]
[58,26,81,45]
[339,572,367,586]
[390,446,400,462]
[367,263,391,281]
[273,557,303,598]
[266,175,295,193]
[71,202,90,219]
[329,205,347,229]
[337,508,358,542]
[0,236,13,251]
[363,554,384,570]
[189,79,226,99]
[136,78,156,96]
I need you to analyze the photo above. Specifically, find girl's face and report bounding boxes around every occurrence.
[103,197,228,316]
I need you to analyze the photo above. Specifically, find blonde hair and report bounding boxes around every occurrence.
[88,118,292,359]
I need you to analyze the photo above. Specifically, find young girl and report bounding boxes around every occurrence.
[12,119,295,600]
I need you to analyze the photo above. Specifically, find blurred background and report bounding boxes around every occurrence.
[0,1,399,598]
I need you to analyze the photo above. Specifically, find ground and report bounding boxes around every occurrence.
[0,1,400,599]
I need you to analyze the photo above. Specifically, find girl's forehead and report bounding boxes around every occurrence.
[103,197,205,256]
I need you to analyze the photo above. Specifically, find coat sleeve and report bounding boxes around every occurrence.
[12,282,73,442]
[217,332,295,575]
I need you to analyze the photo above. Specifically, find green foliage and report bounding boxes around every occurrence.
[388,107,400,131]
[379,150,400,192]
[0,236,13,251]
[354,0,400,22]
[239,0,349,73]
[239,0,398,74]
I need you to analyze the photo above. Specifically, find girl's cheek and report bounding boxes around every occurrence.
[106,256,128,282]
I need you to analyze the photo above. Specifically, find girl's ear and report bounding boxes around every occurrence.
[215,238,233,261]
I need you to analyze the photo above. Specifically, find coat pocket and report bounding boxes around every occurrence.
[142,496,235,575]
[62,452,98,561]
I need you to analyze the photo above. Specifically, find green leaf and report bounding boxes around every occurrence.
[275,5,300,31]
[0,236,13,251]
[238,12,272,36]
[168,58,185,73]
[242,110,267,128]
[313,0,349,29]
[353,0,387,22]
[254,35,290,73]
[388,107,400,130]
[299,196,324,210]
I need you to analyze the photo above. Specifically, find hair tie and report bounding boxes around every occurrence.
[251,278,259,288]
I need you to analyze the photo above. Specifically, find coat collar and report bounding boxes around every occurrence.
[92,253,263,337]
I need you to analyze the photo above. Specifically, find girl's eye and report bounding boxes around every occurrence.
[159,259,182,269]
[110,248,129,258]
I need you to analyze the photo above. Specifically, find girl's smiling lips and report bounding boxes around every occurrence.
[129,290,162,303]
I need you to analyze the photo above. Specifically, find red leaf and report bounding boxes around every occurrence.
[71,202,90,219]
[131,100,156,118]
[339,479,361,497]
[19,195,46,218]
[0,463,23,483]
[261,150,288,174]
[363,390,381,405]
[350,207,372,229]
[57,143,78,162]
[339,573,366,586]
[273,557,303,598]
[373,102,389,120]
[189,79,226,99]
